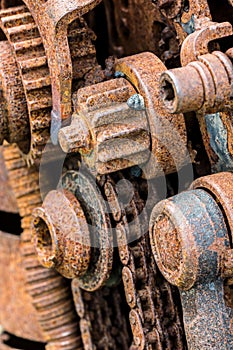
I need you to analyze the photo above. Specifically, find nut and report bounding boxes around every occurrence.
[32,189,91,279]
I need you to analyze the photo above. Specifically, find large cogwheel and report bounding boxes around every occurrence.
[0,4,98,165]
[3,143,83,350]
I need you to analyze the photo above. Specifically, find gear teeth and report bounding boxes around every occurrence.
[32,287,71,309]
[37,299,74,322]
[30,110,51,131]
[26,267,58,283]
[7,22,39,42]
[1,11,34,28]
[23,255,42,269]
[0,8,51,162]
[0,5,98,163]
[0,5,27,18]
[14,37,43,52]
[3,144,82,349]
[26,276,66,297]
[40,310,77,331]
[27,89,52,111]
[18,55,47,69]
[46,335,83,350]
[24,75,51,90]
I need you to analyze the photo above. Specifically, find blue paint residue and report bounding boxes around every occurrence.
[205,113,233,172]
[180,14,195,35]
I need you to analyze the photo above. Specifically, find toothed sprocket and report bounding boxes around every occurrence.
[0,4,98,165]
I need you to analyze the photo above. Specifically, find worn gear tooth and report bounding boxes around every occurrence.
[46,335,83,350]
[23,255,41,269]
[45,323,80,342]
[0,5,27,18]
[24,75,51,91]
[11,173,38,191]
[21,227,34,241]
[14,37,43,53]
[30,110,51,131]
[36,299,75,321]
[0,41,29,149]
[26,276,66,297]
[0,28,81,349]
[12,187,40,200]
[17,190,41,207]
[6,166,35,180]
[2,154,24,170]
[1,11,33,28]
[27,88,52,111]
[0,9,50,163]
[40,311,78,332]
[18,54,47,70]
[7,22,39,42]
[26,267,58,283]
[28,95,52,111]
[32,287,71,309]
[21,240,37,256]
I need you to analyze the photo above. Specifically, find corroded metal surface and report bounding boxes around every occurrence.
[0,3,99,163]
[159,16,233,113]
[0,146,18,213]
[3,144,82,350]
[159,19,233,173]
[103,0,181,67]
[149,173,233,349]
[0,230,45,341]
[32,166,187,349]
[57,51,189,177]
[32,189,91,279]
[33,168,114,292]
[59,77,150,174]
[0,40,29,152]
[110,172,187,349]
[180,21,233,66]
[1,0,233,349]
[160,19,233,115]
[116,52,188,178]
[72,281,131,349]
[20,0,101,142]
[160,50,233,114]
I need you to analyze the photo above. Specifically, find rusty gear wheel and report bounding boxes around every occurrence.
[0,4,98,165]
[3,144,83,350]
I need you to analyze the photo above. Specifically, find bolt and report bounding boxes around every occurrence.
[127,94,145,111]
[114,71,125,78]
[130,165,142,178]
[150,188,229,289]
